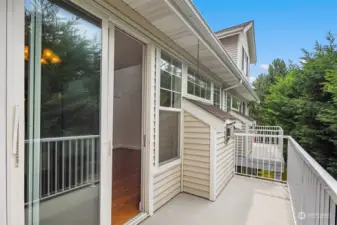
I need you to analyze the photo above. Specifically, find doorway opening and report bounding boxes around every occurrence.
[112,28,144,225]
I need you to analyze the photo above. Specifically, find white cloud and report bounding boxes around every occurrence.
[249,75,257,85]
[300,59,307,64]
[260,64,269,70]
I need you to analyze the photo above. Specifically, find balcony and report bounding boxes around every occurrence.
[24,127,337,225]
[142,126,337,225]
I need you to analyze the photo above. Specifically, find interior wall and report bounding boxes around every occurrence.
[113,64,142,149]
[113,29,143,150]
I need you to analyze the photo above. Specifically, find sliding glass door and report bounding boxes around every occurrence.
[24,1,106,225]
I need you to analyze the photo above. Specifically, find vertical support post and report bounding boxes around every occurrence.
[91,138,95,186]
[209,128,217,201]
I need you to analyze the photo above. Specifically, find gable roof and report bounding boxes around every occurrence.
[215,21,253,36]
[215,21,257,64]
[185,98,236,122]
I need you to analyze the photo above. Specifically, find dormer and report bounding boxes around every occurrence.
[215,21,256,78]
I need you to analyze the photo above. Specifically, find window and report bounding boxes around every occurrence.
[226,92,231,112]
[242,102,246,115]
[24,1,102,224]
[241,47,249,76]
[213,84,221,108]
[159,111,179,164]
[241,47,245,70]
[187,67,211,100]
[160,51,182,108]
[245,55,249,76]
[159,51,181,165]
[232,97,241,111]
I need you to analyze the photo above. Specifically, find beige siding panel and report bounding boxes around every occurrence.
[184,164,210,175]
[183,112,211,199]
[184,149,210,157]
[216,133,234,197]
[184,132,210,139]
[220,35,239,64]
[184,159,210,169]
[184,154,210,163]
[153,164,181,211]
[184,127,209,133]
[183,170,210,180]
[184,143,210,151]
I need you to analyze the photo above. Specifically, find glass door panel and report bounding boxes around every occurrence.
[24,1,102,225]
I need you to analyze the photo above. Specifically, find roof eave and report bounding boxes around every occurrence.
[168,0,259,102]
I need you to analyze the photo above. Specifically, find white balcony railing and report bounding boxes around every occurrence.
[24,135,100,204]
[234,126,337,224]
[287,136,337,225]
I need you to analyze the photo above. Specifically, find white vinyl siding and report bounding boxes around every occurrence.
[216,133,234,196]
[183,112,210,199]
[219,35,239,64]
[153,164,181,211]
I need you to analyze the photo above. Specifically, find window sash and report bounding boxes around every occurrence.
[160,51,182,108]
[187,67,211,100]
[158,110,180,165]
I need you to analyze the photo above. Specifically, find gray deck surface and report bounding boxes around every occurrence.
[141,176,294,225]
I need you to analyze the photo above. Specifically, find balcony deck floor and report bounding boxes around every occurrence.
[141,176,294,225]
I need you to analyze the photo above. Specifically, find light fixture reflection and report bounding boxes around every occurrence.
[24,46,62,64]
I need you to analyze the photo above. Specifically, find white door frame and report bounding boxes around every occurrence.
[6,0,25,225]
[5,0,113,225]
[0,0,8,224]
[6,0,155,224]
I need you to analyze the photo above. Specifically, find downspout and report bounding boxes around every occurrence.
[224,79,242,91]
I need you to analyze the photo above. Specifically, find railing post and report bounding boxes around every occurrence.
[91,138,96,187]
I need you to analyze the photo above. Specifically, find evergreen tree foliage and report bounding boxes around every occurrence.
[250,33,337,177]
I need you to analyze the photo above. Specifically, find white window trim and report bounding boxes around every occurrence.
[156,49,182,170]
[184,93,212,104]
[230,94,241,112]
[154,158,181,175]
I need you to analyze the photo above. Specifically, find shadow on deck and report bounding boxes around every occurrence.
[141,176,294,225]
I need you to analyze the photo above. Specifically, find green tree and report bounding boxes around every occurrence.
[251,32,337,177]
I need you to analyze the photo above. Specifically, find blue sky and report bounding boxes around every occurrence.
[193,0,337,82]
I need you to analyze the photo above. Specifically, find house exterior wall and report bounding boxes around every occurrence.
[153,164,181,211]
[220,35,239,65]
[216,134,235,197]
[183,112,211,199]
[4,0,256,223]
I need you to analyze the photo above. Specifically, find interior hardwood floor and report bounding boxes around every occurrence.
[112,148,141,225]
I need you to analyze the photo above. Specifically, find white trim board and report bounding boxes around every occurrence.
[0,0,7,224]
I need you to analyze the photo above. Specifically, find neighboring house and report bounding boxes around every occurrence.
[1,1,260,225]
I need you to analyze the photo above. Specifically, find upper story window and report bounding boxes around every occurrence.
[226,92,231,112]
[160,51,182,108]
[187,68,211,100]
[213,84,221,108]
[232,96,241,111]
[242,102,246,115]
[241,47,249,76]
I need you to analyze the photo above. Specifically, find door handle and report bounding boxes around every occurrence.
[12,105,20,167]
